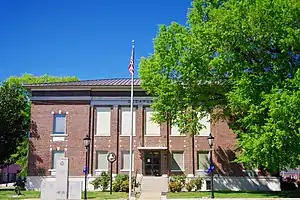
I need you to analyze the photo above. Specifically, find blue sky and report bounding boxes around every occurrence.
[0,0,191,81]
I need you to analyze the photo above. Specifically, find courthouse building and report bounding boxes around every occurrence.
[25,78,243,182]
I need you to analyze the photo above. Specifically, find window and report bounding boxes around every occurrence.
[145,108,160,135]
[96,107,111,136]
[171,152,184,171]
[198,114,211,136]
[121,107,136,136]
[53,114,66,135]
[171,125,184,136]
[121,151,134,171]
[52,150,65,169]
[206,180,211,190]
[197,152,209,171]
[96,151,108,171]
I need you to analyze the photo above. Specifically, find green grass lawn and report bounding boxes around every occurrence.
[167,191,300,199]
[0,189,128,200]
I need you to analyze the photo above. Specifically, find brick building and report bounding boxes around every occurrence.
[25,78,243,182]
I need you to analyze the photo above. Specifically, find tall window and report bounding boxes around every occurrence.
[96,151,108,171]
[96,107,111,136]
[171,152,184,171]
[121,151,134,171]
[198,114,211,136]
[53,114,66,135]
[197,151,209,171]
[171,125,185,136]
[121,107,136,136]
[145,108,160,136]
[52,150,65,169]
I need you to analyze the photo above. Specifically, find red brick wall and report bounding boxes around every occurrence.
[29,101,90,176]
[29,101,241,177]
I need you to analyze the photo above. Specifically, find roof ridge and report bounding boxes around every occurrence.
[23,77,142,87]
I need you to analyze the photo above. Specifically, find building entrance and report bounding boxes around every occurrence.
[144,151,161,176]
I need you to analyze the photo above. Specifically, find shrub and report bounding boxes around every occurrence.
[112,174,137,192]
[172,175,187,185]
[194,176,203,191]
[120,179,129,192]
[113,174,127,192]
[185,180,195,192]
[169,181,183,193]
[91,172,110,191]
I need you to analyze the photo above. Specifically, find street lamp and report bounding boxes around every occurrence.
[83,134,91,200]
[207,133,215,199]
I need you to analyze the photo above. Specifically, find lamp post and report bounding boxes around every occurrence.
[207,133,215,199]
[83,134,91,200]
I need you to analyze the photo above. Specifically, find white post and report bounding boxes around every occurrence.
[129,40,135,199]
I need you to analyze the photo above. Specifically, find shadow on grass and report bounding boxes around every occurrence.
[214,190,300,198]
[167,191,300,198]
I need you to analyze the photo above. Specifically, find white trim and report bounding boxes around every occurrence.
[95,169,109,172]
[120,169,135,172]
[171,170,186,172]
[137,146,167,150]
[170,135,186,137]
[144,134,161,137]
[51,134,68,137]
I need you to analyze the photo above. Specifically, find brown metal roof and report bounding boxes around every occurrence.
[23,78,142,87]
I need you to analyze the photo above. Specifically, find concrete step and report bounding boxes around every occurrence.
[140,191,161,200]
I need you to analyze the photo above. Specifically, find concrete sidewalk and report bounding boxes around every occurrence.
[168,199,300,200]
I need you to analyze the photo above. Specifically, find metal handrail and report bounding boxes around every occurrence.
[133,169,143,192]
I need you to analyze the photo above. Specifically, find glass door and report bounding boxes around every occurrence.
[144,151,161,176]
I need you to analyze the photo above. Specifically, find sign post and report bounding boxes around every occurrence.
[107,152,117,195]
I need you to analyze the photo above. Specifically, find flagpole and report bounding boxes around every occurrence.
[129,40,135,200]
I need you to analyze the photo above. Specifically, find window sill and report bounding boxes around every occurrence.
[171,170,185,172]
[95,135,111,137]
[51,134,68,137]
[145,134,161,137]
[170,135,186,137]
[95,169,108,172]
[120,169,134,172]
[120,135,136,137]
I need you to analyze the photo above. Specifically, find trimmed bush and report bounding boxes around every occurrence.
[194,176,203,191]
[185,180,196,192]
[91,172,110,191]
[169,180,183,193]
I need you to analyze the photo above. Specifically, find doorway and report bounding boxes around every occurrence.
[144,151,161,176]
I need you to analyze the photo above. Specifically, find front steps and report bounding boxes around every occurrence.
[140,176,168,200]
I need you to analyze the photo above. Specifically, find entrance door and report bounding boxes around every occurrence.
[144,151,161,176]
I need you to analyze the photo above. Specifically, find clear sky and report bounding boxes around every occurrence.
[0,0,192,81]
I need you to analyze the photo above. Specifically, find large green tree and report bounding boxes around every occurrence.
[3,74,78,175]
[139,0,300,173]
[0,82,29,168]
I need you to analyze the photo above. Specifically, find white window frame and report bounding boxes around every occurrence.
[120,107,136,136]
[171,151,185,172]
[95,107,111,136]
[198,114,211,136]
[145,107,160,136]
[170,125,186,136]
[53,114,67,135]
[120,151,134,171]
[197,151,209,172]
[95,151,109,172]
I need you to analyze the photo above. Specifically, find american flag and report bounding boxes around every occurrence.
[128,41,135,76]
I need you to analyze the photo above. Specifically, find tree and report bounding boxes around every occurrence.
[4,74,78,175]
[0,82,29,168]
[139,0,300,173]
